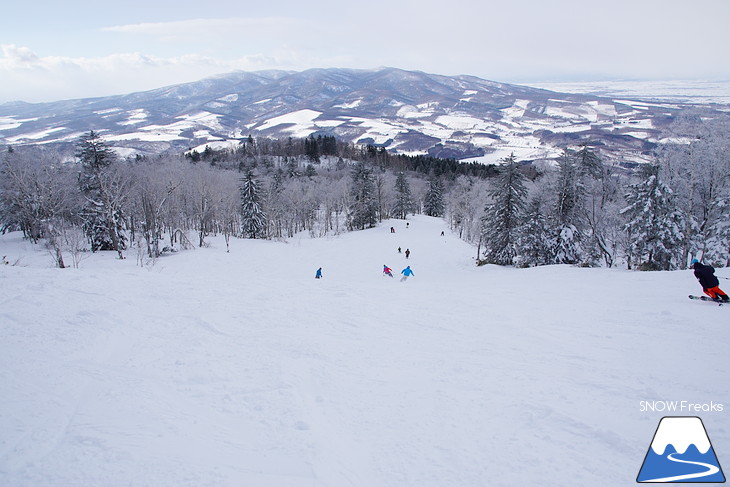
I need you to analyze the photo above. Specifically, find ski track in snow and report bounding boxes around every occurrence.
[0,215,728,486]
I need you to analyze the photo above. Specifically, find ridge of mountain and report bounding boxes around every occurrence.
[0,67,724,164]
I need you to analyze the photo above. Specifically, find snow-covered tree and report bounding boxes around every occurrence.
[446,176,488,244]
[653,112,730,268]
[576,143,603,179]
[0,147,75,243]
[423,175,445,217]
[240,171,266,239]
[700,190,730,266]
[348,162,378,230]
[132,159,180,258]
[480,154,528,265]
[551,150,585,264]
[0,147,77,267]
[515,195,553,267]
[621,164,685,270]
[374,172,391,222]
[265,169,286,239]
[392,171,414,219]
[76,131,129,258]
[577,146,623,267]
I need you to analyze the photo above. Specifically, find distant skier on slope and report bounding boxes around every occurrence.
[692,259,729,302]
[400,266,414,282]
[315,267,323,279]
[383,265,394,277]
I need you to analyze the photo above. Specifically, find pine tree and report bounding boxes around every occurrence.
[392,171,414,219]
[621,164,685,270]
[480,154,528,265]
[551,150,585,264]
[423,175,445,217]
[515,196,552,267]
[266,169,285,238]
[305,135,320,163]
[576,143,603,179]
[76,131,127,257]
[348,162,378,230]
[240,171,266,239]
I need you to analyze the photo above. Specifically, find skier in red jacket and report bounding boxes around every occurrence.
[692,259,729,302]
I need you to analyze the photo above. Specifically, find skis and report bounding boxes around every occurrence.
[688,295,727,306]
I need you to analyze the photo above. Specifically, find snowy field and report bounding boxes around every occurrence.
[1,215,728,486]
[524,79,730,105]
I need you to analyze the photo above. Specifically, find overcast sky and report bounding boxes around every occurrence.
[1,0,728,103]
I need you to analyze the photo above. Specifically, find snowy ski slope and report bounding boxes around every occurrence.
[1,215,728,486]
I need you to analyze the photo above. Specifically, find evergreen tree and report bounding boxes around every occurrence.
[304,164,317,178]
[480,154,528,265]
[305,135,320,163]
[515,196,552,267]
[266,169,286,238]
[423,175,445,217]
[240,171,266,239]
[76,131,128,257]
[576,143,603,179]
[348,162,378,230]
[551,150,585,264]
[621,164,685,270]
[392,171,414,219]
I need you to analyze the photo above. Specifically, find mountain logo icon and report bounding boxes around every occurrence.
[637,416,726,483]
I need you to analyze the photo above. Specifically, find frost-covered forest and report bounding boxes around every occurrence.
[1,110,728,270]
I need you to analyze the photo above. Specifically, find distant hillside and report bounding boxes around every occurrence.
[0,67,726,164]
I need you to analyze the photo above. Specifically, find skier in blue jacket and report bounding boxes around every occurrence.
[400,266,414,282]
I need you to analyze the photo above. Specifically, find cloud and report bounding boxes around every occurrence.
[0,45,290,103]
[101,17,308,44]
[1,45,41,67]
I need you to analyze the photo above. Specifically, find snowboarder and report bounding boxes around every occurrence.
[315,267,323,279]
[691,259,729,302]
[383,265,393,277]
[405,248,410,259]
[400,266,414,282]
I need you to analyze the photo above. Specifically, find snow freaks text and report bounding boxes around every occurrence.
[639,401,724,413]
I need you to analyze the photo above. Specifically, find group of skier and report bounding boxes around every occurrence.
[316,222,417,283]
[315,263,415,282]
[383,264,414,281]
[316,224,728,301]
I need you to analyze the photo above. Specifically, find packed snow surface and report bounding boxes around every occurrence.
[1,215,728,486]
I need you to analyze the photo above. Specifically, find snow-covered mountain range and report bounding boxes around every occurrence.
[0,67,726,163]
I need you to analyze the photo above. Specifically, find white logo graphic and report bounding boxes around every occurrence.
[637,416,725,483]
